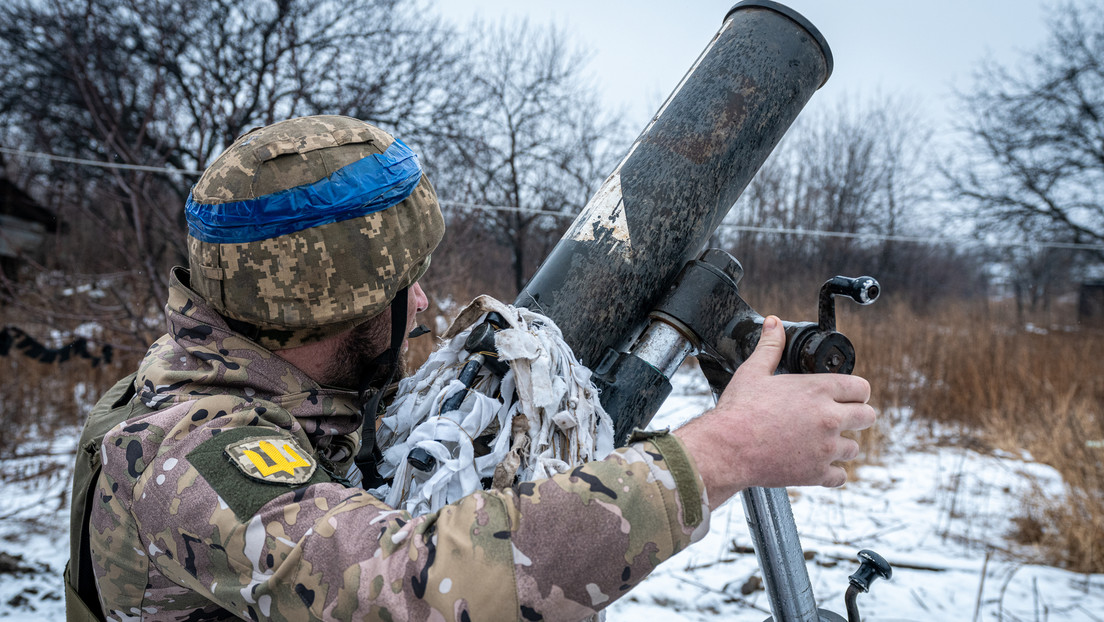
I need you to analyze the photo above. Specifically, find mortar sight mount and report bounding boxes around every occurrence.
[589,247,890,622]
[592,249,880,443]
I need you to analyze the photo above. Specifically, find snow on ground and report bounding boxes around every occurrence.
[2,369,1102,621]
[611,371,1104,621]
[0,430,77,617]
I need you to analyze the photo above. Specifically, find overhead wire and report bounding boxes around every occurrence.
[4,145,1103,253]
[0,146,203,176]
[441,202,1104,253]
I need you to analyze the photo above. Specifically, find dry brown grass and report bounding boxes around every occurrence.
[846,297,1104,573]
[1000,398,1104,573]
[0,350,131,457]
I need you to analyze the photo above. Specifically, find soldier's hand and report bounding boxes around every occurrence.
[674,315,876,510]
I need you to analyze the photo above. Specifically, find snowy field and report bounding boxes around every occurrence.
[610,373,1104,621]
[1,369,1102,621]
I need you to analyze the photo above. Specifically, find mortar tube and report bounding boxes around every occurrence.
[515,1,833,370]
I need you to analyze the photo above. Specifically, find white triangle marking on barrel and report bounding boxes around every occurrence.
[569,172,632,254]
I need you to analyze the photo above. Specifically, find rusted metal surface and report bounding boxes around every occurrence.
[515,3,833,369]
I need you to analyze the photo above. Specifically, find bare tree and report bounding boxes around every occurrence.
[724,95,938,298]
[435,20,626,294]
[0,0,469,346]
[948,0,1104,261]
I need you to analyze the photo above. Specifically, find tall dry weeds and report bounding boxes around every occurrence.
[997,397,1104,573]
[849,298,1104,572]
[0,354,129,457]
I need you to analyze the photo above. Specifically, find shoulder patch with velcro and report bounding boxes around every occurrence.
[187,426,332,522]
[225,435,317,484]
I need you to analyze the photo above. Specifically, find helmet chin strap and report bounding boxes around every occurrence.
[354,287,408,484]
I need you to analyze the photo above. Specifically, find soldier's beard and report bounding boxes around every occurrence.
[326,313,408,395]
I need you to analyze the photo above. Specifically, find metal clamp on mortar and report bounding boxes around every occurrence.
[594,245,887,622]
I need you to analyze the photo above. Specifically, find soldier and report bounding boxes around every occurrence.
[66,115,875,621]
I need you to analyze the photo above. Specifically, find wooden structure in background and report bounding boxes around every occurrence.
[0,170,58,279]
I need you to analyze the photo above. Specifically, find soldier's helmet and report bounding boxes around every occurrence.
[184,115,444,350]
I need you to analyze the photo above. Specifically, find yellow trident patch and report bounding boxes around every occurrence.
[225,435,318,485]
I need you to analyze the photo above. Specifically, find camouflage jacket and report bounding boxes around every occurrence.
[88,269,711,621]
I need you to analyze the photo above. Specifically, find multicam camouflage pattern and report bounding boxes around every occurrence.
[86,270,711,621]
[187,115,444,350]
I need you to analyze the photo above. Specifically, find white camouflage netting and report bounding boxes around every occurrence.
[369,295,615,516]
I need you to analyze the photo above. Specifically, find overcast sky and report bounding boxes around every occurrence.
[437,0,1055,136]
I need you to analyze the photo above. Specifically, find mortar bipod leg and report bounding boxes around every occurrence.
[742,486,845,622]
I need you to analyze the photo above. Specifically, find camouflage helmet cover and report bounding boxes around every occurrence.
[185,115,444,350]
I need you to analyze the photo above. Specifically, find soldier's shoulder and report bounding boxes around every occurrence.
[178,403,333,522]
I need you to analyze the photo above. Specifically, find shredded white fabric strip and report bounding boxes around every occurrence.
[370,295,615,516]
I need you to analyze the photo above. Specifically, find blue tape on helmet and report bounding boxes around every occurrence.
[185,139,423,244]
